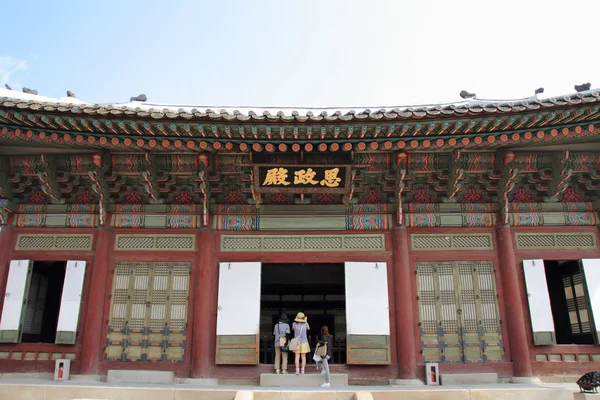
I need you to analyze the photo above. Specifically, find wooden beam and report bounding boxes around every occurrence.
[37,155,63,204]
[140,153,163,204]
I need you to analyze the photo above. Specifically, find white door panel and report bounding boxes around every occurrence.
[523,259,555,345]
[345,261,390,335]
[216,262,261,335]
[0,260,32,342]
[56,261,87,343]
[581,258,600,341]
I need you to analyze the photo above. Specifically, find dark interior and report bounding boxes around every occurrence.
[544,259,595,345]
[21,261,66,343]
[259,263,346,364]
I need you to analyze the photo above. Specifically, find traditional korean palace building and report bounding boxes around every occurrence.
[1,86,600,383]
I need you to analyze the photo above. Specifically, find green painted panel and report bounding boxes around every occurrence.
[541,213,566,225]
[144,215,167,228]
[218,335,256,345]
[438,203,462,212]
[45,205,69,212]
[215,335,258,364]
[485,346,504,362]
[145,205,168,213]
[55,331,76,344]
[540,203,566,211]
[348,335,389,346]
[533,331,556,345]
[0,330,18,343]
[347,334,390,365]
[45,215,67,227]
[261,205,346,212]
[439,214,463,227]
[423,347,442,362]
[259,215,346,230]
[216,348,258,364]
[347,348,390,364]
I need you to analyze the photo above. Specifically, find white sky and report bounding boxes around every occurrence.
[0,0,599,108]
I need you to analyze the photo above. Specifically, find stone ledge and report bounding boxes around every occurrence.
[106,370,174,384]
[441,373,498,385]
[178,378,219,386]
[389,378,425,386]
[260,373,348,387]
[574,393,600,400]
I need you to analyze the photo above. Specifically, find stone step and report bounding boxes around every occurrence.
[260,373,348,387]
[441,373,498,385]
[106,370,174,384]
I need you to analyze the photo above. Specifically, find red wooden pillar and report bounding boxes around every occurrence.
[392,226,418,380]
[497,225,533,377]
[0,218,16,311]
[191,228,215,378]
[80,226,114,374]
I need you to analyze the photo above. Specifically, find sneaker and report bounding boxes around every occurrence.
[276,370,281,375]
[300,368,305,375]
[320,369,326,375]
[321,382,330,388]
[282,370,289,374]
[296,368,300,375]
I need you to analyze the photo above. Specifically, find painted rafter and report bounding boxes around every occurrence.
[0,157,14,201]
[496,156,520,225]
[88,155,109,226]
[36,155,63,204]
[140,153,163,204]
[192,166,211,226]
[445,151,465,202]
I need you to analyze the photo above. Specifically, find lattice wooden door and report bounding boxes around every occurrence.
[105,262,190,362]
[417,261,504,363]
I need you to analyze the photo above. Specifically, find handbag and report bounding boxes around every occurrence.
[316,342,327,357]
[277,323,289,351]
[288,323,304,351]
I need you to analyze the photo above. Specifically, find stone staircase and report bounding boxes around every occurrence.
[260,372,348,387]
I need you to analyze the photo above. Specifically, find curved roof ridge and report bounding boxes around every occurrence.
[1,88,599,119]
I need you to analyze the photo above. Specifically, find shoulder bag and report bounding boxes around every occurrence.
[288,323,304,351]
[277,323,289,351]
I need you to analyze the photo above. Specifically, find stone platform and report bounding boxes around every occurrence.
[0,378,582,400]
[260,373,348,386]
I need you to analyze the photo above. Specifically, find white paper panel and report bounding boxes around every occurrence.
[522,259,555,333]
[216,262,261,335]
[581,258,600,337]
[345,261,390,335]
[0,260,32,331]
[56,261,87,335]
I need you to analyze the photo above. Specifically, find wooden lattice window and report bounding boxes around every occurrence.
[105,262,190,362]
[416,261,504,364]
[563,271,592,336]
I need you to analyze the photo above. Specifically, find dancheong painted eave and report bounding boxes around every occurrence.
[1,87,600,153]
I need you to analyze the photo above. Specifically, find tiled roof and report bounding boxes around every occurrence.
[1,88,599,123]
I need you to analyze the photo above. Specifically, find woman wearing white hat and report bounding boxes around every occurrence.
[292,312,310,375]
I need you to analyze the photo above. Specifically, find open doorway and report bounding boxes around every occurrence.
[21,261,66,343]
[259,263,346,364]
[544,260,595,345]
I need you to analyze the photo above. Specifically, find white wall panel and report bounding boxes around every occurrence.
[216,262,261,335]
[56,261,87,340]
[581,258,600,341]
[345,261,390,335]
[523,259,555,344]
[0,260,32,341]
